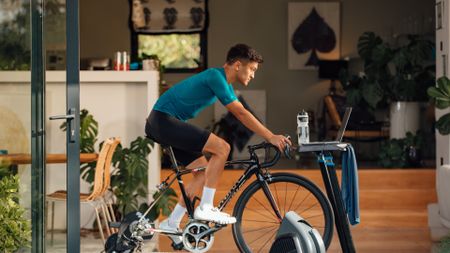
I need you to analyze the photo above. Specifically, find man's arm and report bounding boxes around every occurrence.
[225,100,291,150]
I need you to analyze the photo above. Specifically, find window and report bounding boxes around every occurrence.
[136,32,206,72]
[129,0,208,73]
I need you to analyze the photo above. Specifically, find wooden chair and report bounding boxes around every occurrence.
[324,95,389,141]
[98,137,121,233]
[46,137,119,244]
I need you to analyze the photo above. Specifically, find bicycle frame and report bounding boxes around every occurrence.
[139,143,284,224]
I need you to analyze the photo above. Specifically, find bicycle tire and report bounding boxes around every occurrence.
[232,172,334,253]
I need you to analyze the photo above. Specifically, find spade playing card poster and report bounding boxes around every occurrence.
[288,2,340,70]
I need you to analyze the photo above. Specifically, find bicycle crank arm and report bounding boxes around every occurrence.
[197,225,223,238]
[148,228,182,236]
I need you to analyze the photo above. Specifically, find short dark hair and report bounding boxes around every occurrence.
[226,44,264,64]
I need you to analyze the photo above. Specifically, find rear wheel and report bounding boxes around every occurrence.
[232,173,333,252]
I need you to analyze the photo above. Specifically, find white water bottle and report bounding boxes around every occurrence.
[297,110,309,144]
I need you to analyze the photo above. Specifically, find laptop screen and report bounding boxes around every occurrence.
[334,107,352,142]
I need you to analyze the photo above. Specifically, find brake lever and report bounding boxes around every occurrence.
[284,135,292,159]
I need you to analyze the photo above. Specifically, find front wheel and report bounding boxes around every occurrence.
[232,173,334,253]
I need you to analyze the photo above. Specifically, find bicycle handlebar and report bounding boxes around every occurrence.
[247,135,292,168]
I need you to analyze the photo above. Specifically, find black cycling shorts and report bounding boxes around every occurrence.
[145,110,210,166]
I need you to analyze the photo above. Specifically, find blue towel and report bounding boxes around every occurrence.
[341,144,360,225]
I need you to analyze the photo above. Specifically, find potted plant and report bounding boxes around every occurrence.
[378,131,424,168]
[342,32,435,138]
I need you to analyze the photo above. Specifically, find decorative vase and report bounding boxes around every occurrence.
[389,101,420,139]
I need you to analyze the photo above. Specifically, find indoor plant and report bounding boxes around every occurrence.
[60,109,98,184]
[110,136,154,216]
[60,110,177,221]
[378,131,424,168]
[428,76,450,135]
[342,32,434,138]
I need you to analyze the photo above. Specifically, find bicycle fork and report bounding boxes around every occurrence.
[258,174,283,223]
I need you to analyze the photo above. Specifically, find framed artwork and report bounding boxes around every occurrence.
[288,2,340,70]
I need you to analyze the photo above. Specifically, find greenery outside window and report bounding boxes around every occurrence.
[129,0,208,73]
[136,32,207,72]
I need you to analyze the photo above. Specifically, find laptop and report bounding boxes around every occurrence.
[304,107,352,145]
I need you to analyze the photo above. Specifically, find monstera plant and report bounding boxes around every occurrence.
[428,76,450,135]
[60,109,98,183]
[341,32,434,112]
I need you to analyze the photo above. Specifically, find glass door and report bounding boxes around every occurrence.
[0,0,80,252]
[44,0,81,252]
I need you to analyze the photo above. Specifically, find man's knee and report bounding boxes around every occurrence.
[204,134,231,158]
[213,138,230,158]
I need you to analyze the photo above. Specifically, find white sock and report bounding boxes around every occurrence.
[200,186,216,207]
[168,203,187,228]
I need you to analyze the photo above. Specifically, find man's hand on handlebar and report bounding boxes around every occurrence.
[268,134,292,152]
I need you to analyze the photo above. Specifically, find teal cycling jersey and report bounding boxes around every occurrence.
[153,68,237,121]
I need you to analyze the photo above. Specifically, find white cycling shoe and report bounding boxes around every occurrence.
[194,204,237,224]
[159,219,182,245]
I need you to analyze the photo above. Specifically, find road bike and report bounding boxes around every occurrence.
[105,140,334,253]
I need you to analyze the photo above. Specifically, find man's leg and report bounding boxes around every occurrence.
[182,156,207,203]
[201,134,230,188]
[165,156,207,228]
[193,134,236,224]
[160,156,207,243]
[163,156,208,229]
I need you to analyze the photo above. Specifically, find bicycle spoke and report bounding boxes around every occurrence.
[292,190,311,211]
[302,212,325,222]
[250,195,280,220]
[257,228,277,253]
[284,182,287,215]
[247,226,278,247]
[287,184,301,211]
[244,206,279,222]
[243,224,278,234]
[242,218,279,224]
[299,201,319,213]
[233,174,333,252]
[271,183,282,215]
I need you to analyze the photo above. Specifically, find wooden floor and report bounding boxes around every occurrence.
[158,168,437,252]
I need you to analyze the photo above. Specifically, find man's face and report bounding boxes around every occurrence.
[236,61,259,86]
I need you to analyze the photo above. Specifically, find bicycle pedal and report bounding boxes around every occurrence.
[172,242,184,251]
[215,223,227,228]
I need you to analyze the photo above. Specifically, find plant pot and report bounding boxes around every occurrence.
[389,101,420,139]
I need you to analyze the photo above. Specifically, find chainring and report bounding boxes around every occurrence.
[182,221,215,253]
